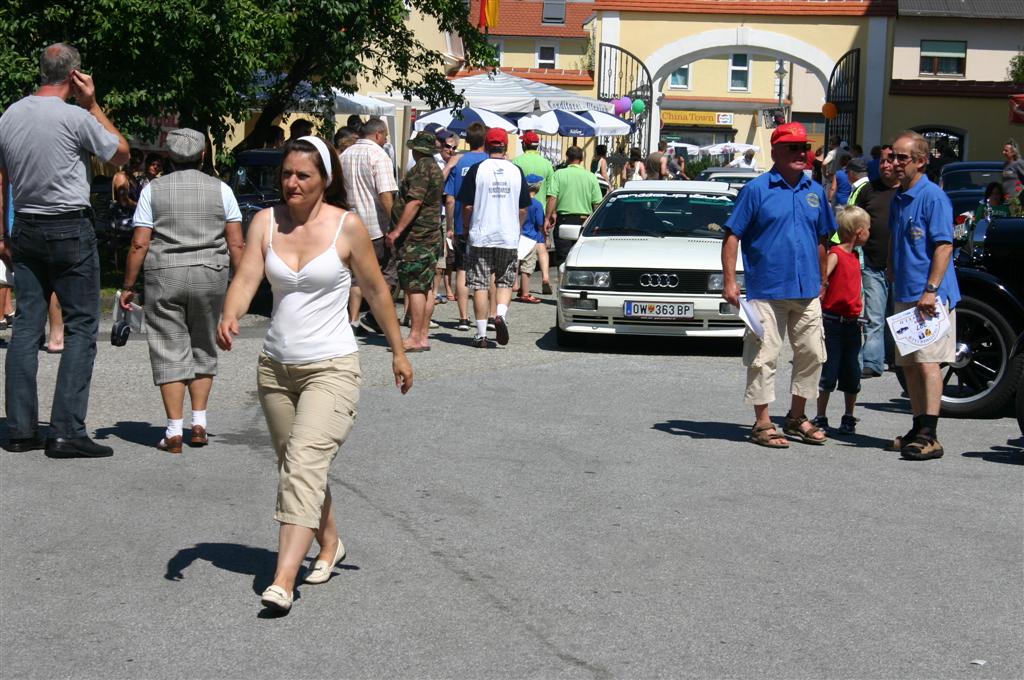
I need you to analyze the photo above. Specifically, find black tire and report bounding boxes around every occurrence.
[555,309,585,348]
[1015,375,1024,436]
[939,295,1022,417]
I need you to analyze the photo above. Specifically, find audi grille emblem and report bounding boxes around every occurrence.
[639,273,678,288]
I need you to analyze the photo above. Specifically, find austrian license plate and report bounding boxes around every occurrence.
[623,301,694,319]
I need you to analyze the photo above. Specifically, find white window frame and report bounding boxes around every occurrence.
[536,43,558,69]
[542,0,566,24]
[728,53,751,92]
[669,64,691,90]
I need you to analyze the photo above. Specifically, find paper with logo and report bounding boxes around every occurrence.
[0,258,12,288]
[112,291,146,333]
[738,297,764,339]
[517,234,536,261]
[886,301,950,356]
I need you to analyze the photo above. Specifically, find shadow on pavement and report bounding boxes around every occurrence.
[652,419,751,443]
[858,398,910,415]
[962,439,1024,465]
[93,420,164,447]
[536,328,744,357]
[165,541,360,596]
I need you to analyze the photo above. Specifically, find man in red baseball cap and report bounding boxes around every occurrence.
[720,120,838,449]
[512,129,554,293]
[456,126,532,347]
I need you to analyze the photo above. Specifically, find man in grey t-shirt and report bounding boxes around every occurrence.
[0,42,129,458]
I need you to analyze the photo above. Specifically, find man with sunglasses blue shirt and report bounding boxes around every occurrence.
[886,131,959,461]
[722,122,837,449]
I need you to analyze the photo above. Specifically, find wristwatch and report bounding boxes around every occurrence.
[925,282,938,293]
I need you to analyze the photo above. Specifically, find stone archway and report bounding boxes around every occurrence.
[640,27,838,151]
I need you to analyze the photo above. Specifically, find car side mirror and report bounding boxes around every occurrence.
[558,224,583,242]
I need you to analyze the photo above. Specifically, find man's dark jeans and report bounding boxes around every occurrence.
[5,215,100,439]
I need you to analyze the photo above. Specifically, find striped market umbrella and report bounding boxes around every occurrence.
[413,107,518,134]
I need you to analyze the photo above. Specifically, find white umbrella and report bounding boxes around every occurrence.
[518,110,598,137]
[577,110,633,136]
[701,143,760,155]
[667,142,700,156]
[448,71,615,114]
[413,107,518,134]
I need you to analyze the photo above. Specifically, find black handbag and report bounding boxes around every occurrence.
[110,319,130,346]
[109,202,135,236]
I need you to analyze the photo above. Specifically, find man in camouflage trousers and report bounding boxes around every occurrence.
[386,131,444,351]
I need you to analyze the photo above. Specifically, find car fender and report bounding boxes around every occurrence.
[956,266,1024,332]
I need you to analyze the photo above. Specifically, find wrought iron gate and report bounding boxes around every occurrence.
[824,49,860,146]
[597,43,653,153]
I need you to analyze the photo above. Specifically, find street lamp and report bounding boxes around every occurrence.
[775,59,787,109]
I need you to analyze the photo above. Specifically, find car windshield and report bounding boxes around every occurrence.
[584,191,735,238]
[705,175,756,186]
[942,169,1002,192]
[232,163,280,197]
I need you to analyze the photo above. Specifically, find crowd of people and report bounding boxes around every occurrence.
[1,42,1019,614]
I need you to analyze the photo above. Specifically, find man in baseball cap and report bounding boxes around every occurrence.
[720,120,838,449]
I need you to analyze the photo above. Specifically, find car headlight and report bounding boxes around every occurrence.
[707,272,743,291]
[565,270,611,288]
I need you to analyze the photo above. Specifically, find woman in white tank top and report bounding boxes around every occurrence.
[217,136,413,613]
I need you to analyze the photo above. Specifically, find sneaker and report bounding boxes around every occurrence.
[473,335,491,348]
[435,294,448,304]
[486,317,496,331]
[839,415,857,435]
[493,315,509,345]
[811,416,829,431]
[359,313,382,334]
[428,319,439,329]
[456,318,471,331]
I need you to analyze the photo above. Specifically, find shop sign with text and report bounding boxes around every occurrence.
[661,110,734,126]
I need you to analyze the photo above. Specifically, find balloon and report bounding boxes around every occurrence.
[631,99,646,115]
[821,102,838,120]
[613,97,630,115]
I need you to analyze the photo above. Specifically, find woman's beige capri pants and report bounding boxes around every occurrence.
[257,353,361,529]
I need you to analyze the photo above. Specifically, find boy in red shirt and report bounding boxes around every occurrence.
[813,205,870,434]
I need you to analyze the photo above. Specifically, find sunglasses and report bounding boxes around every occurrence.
[444,144,458,151]
[783,143,812,153]
[893,152,916,164]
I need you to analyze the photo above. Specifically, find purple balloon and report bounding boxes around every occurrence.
[613,97,630,115]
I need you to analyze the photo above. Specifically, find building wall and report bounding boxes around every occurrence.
[495,36,590,70]
[882,95,1015,161]
[662,55,786,101]
[891,17,1023,81]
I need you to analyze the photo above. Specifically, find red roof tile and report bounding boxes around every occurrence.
[470,0,594,38]
[451,67,595,86]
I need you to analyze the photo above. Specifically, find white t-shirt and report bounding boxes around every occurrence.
[728,156,757,170]
[456,158,530,248]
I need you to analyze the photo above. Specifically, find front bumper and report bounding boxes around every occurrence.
[556,288,745,338]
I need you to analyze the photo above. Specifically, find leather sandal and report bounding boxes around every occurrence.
[783,414,827,445]
[750,423,789,448]
[900,435,944,460]
[885,429,916,452]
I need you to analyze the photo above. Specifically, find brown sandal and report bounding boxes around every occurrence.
[750,423,790,448]
[900,435,944,460]
[783,414,827,445]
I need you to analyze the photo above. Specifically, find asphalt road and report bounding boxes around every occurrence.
[1,281,1021,680]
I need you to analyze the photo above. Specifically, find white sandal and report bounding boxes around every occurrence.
[304,539,346,585]
[260,585,293,612]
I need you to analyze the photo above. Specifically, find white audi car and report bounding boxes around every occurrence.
[555,181,745,346]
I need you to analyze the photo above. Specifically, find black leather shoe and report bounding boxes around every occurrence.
[45,436,113,459]
[4,435,46,452]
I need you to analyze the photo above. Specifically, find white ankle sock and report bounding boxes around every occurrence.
[476,319,488,337]
[497,303,508,318]
[166,419,183,439]
[192,410,207,428]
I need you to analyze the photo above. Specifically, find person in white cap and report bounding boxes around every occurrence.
[119,128,245,453]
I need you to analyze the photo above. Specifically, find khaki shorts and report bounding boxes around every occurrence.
[519,243,539,275]
[893,301,957,366]
[257,353,361,529]
[742,298,826,406]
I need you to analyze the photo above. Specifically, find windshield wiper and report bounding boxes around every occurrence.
[600,227,665,238]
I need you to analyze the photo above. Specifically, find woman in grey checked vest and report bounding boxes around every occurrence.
[119,128,244,453]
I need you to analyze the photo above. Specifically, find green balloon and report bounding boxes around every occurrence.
[631,99,646,114]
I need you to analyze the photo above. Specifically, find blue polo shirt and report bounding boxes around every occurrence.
[443,151,488,236]
[724,168,835,300]
[523,197,545,243]
[889,174,960,307]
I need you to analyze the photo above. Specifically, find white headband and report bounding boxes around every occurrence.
[298,135,333,182]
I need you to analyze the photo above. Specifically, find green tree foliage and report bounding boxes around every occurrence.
[0,0,494,150]
[1009,49,1024,83]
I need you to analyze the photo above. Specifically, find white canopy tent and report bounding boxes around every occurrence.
[700,143,760,156]
[372,71,614,115]
[332,90,395,116]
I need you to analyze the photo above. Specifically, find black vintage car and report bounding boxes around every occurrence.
[941,215,1024,418]
[939,161,1003,218]
[225,149,282,237]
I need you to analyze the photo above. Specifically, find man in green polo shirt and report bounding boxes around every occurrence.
[513,131,554,210]
[545,146,602,267]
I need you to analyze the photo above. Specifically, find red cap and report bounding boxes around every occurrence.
[521,130,540,145]
[485,128,509,147]
[770,122,808,146]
